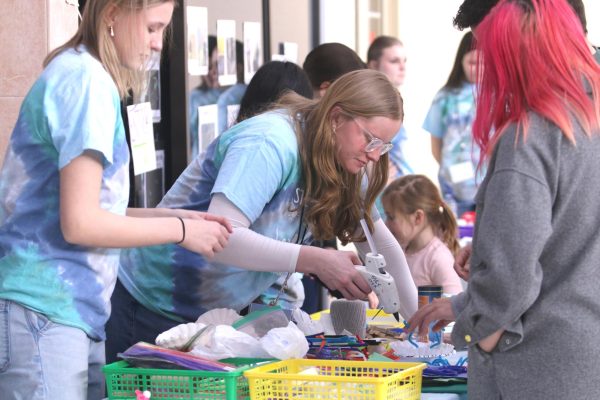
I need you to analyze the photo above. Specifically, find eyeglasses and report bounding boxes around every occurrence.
[351,117,394,155]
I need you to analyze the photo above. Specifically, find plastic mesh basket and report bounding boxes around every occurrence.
[103,358,271,400]
[244,359,426,400]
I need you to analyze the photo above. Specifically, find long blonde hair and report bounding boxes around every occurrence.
[276,69,403,244]
[44,0,175,100]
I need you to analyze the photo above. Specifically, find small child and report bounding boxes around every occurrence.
[381,175,463,294]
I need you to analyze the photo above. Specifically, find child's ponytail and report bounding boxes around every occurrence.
[437,202,460,258]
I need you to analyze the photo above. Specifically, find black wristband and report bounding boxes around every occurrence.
[175,217,186,244]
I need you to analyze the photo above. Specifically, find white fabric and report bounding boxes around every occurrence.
[354,219,418,319]
[209,193,300,273]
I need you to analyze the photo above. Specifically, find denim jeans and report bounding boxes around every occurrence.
[0,299,105,400]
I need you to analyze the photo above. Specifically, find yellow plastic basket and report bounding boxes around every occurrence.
[244,359,426,400]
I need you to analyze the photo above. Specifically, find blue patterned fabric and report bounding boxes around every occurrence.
[118,111,312,322]
[423,82,483,203]
[0,47,130,340]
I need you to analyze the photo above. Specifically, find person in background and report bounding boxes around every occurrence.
[301,42,367,312]
[235,60,313,123]
[302,42,366,99]
[217,40,247,134]
[107,69,417,361]
[422,31,481,217]
[0,1,231,399]
[382,175,462,295]
[407,1,600,398]
[189,35,223,159]
[367,36,413,180]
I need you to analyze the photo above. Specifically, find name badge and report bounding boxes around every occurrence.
[448,161,475,183]
[127,102,157,175]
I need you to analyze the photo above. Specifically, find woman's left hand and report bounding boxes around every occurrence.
[405,297,455,335]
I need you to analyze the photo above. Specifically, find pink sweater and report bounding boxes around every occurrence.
[405,236,463,294]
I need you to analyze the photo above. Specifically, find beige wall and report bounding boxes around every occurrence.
[0,0,78,167]
[270,0,311,65]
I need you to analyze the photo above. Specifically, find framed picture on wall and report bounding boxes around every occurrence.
[187,6,209,76]
[243,22,262,84]
[197,104,219,155]
[217,19,237,86]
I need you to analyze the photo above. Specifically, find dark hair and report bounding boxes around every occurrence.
[367,36,403,63]
[453,0,499,30]
[236,61,312,122]
[568,0,587,33]
[235,40,244,84]
[303,43,366,89]
[208,35,217,57]
[454,0,587,33]
[443,31,475,90]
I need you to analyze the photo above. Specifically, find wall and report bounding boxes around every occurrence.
[0,0,78,168]
[585,0,600,45]
[396,0,465,182]
[270,0,311,64]
[320,0,356,49]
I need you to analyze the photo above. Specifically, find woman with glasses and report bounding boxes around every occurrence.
[106,69,418,360]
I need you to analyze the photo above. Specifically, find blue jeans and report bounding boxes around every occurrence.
[105,279,183,365]
[0,299,104,400]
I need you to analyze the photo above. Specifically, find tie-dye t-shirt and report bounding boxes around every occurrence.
[388,125,413,178]
[0,47,130,340]
[422,82,483,202]
[119,110,311,322]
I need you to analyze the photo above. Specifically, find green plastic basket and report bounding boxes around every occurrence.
[103,358,272,400]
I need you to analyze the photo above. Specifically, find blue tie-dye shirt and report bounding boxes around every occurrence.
[0,47,130,340]
[119,111,311,322]
[423,82,483,202]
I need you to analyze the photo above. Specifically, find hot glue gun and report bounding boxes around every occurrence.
[356,252,401,321]
[357,219,402,322]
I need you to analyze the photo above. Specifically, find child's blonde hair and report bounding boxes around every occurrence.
[382,174,459,256]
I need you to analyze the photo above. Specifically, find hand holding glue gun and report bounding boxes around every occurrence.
[357,219,402,321]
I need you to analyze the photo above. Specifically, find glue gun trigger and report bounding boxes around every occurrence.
[393,312,400,322]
